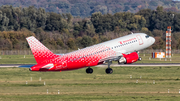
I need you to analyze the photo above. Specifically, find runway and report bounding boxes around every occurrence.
[0,63,180,68]
[98,63,180,67]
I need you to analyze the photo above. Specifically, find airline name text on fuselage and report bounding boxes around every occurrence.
[119,37,136,44]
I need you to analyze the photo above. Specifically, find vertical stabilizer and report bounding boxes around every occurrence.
[26,36,58,64]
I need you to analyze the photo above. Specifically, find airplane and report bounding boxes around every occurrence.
[25,33,155,74]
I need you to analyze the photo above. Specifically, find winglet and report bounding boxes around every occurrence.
[26,36,58,64]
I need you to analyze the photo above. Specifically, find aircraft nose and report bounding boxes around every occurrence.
[151,37,155,44]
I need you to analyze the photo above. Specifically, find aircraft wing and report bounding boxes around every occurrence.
[99,50,127,63]
[99,55,119,63]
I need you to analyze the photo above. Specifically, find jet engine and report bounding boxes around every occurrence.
[118,52,139,64]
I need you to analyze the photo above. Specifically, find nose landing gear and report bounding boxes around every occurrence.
[138,57,142,61]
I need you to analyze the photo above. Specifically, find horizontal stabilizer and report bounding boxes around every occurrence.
[19,64,35,68]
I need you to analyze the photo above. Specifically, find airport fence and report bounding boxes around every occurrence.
[0,49,180,55]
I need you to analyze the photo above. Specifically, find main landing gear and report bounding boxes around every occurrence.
[105,61,113,74]
[86,61,113,74]
[86,67,93,74]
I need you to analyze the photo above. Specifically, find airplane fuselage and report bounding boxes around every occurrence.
[29,33,155,72]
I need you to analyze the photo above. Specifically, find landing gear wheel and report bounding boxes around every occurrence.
[105,68,113,74]
[138,57,142,61]
[86,67,93,74]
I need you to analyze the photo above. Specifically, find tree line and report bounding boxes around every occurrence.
[1,5,180,50]
[0,0,178,17]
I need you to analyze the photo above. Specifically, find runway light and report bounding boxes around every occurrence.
[39,77,41,81]
[26,81,28,85]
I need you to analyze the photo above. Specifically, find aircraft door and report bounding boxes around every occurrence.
[136,35,143,45]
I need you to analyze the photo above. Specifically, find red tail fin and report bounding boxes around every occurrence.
[26,36,58,64]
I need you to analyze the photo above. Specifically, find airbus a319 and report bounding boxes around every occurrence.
[25,33,155,74]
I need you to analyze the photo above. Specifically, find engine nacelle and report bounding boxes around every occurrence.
[118,52,139,64]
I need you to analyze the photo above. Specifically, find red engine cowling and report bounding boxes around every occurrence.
[119,52,139,64]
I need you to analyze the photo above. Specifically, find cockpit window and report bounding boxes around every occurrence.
[145,35,149,38]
